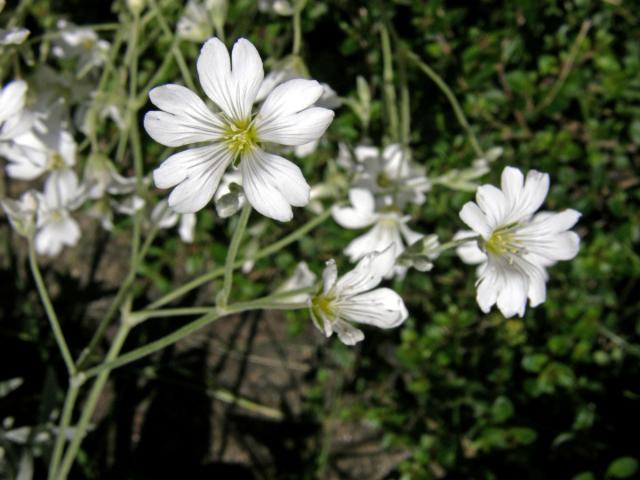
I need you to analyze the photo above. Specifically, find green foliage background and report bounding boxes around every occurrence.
[1,0,639,478]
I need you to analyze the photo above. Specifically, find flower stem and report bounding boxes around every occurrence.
[379,23,400,144]
[534,20,591,115]
[219,203,252,307]
[57,323,131,480]
[47,376,82,479]
[75,223,160,368]
[146,208,332,310]
[292,1,304,56]
[148,0,197,92]
[83,296,309,379]
[405,48,484,158]
[28,242,76,376]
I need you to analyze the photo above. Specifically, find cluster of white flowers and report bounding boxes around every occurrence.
[1,26,582,347]
[0,25,183,257]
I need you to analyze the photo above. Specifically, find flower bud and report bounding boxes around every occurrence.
[1,191,38,238]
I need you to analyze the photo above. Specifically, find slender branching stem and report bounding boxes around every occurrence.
[57,323,131,479]
[28,242,76,376]
[379,23,400,143]
[219,203,252,307]
[146,208,332,310]
[405,48,485,158]
[47,376,83,479]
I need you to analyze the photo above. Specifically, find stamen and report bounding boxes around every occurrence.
[311,293,336,320]
[484,223,523,260]
[223,118,258,159]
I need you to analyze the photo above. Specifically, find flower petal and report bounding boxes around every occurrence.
[339,287,408,329]
[476,264,499,313]
[0,80,27,124]
[155,144,233,213]
[459,201,491,239]
[332,320,365,346]
[256,106,334,146]
[344,222,402,263]
[331,188,377,229]
[496,269,528,318]
[197,37,262,120]
[501,166,524,210]
[179,213,197,243]
[335,246,395,296]
[454,230,486,265]
[231,38,264,114]
[322,259,338,294]
[240,148,310,222]
[35,215,80,257]
[516,169,549,219]
[476,184,507,228]
[258,78,323,119]
[153,143,232,191]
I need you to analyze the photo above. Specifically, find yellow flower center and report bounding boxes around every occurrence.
[377,172,393,188]
[224,119,258,159]
[50,209,63,222]
[82,38,95,50]
[48,152,66,170]
[484,224,521,257]
[311,293,336,320]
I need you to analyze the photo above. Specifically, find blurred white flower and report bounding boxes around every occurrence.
[82,154,143,231]
[177,1,213,42]
[258,0,293,15]
[275,262,317,303]
[151,200,197,243]
[0,27,29,45]
[144,37,334,221]
[214,170,244,218]
[310,247,408,346]
[456,166,581,318]
[1,190,38,238]
[332,188,423,277]
[352,144,430,208]
[1,109,76,180]
[34,170,87,257]
[52,20,109,75]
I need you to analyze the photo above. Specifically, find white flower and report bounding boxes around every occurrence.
[34,170,86,257]
[52,20,109,74]
[310,247,408,346]
[257,0,293,15]
[144,37,334,221]
[0,27,29,45]
[82,154,142,231]
[1,121,76,180]
[150,200,197,243]
[352,144,430,208]
[456,166,581,318]
[332,188,423,276]
[177,1,213,42]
